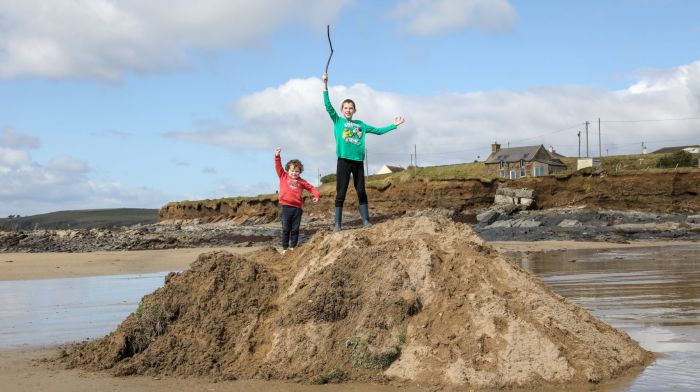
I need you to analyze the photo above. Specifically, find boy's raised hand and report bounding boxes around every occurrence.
[394,116,405,126]
[274,147,281,156]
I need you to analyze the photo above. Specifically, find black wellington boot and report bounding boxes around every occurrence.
[334,207,343,231]
[358,204,371,227]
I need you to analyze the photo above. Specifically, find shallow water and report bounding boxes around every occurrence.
[0,245,698,391]
[0,272,167,348]
[511,244,700,392]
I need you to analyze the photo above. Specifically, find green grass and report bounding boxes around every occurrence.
[0,208,158,230]
[361,153,699,188]
[345,336,401,370]
[563,153,700,174]
[363,162,491,191]
[165,154,700,211]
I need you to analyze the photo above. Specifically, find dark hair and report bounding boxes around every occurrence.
[341,98,356,110]
[286,159,304,173]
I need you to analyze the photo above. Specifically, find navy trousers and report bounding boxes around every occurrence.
[280,205,303,249]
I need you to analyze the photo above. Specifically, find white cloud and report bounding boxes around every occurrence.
[0,147,31,169]
[169,61,700,172]
[0,130,173,216]
[0,0,349,80]
[389,0,517,36]
[0,128,40,149]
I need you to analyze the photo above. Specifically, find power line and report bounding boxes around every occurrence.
[366,115,698,162]
[509,123,584,144]
[601,117,700,123]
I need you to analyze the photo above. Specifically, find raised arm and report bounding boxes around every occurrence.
[274,147,284,178]
[323,73,339,123]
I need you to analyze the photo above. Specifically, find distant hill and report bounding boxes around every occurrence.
[0,208,159,230]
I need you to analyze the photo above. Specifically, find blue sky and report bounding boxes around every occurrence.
[1,0,699,217]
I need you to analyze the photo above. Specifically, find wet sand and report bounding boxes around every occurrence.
[0,246,264,281]
[0,242,418,391]
[4,240,697,281]
[1,239,697,391]
[489,239,699,252]
[0,347,420,392]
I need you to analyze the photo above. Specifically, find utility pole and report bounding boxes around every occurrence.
[585,121,590,157]
[317,168,321,187]
[598,118,602,158]
[365,149,368,174]
[577,131,581,158]
[414,144,417,168]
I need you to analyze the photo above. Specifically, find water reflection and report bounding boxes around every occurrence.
[510,244,700,392]
[0,272,167,348]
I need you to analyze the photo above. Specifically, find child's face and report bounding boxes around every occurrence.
[288,165,301,179]
[341,102,356,120]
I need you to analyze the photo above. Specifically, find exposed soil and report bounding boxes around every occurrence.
[158,171,700,224]
[59,215,652,390]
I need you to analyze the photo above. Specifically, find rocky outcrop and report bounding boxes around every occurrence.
[474,207,700,242]
[0,222,279,253]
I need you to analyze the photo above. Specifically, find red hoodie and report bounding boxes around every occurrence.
[275,155,320,208]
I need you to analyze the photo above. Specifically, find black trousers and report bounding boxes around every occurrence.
[335,158,368,208]
[280,205,303,249]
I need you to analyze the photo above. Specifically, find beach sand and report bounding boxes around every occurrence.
[1,239,693,391]
[0,245,421,391]
[4,240,696,281]
[0,246,264,281]
[0,347,418,392]
[489,239,699,252]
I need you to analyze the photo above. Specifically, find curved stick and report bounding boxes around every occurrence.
[325,24,334,74]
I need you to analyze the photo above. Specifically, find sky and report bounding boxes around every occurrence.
[1,0,699,217]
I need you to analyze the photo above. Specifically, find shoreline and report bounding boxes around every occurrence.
[0,346,419,392]
[488,238,700,252]
[0,246,264,281]
[1,239,691,391]
[2,240,699,281]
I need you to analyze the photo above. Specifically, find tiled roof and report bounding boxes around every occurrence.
[485,145,543,163]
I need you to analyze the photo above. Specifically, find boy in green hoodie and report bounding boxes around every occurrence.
[323,73,405,230]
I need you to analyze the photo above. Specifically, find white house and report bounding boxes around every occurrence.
[375,165,405,175]
[652,145,700,154]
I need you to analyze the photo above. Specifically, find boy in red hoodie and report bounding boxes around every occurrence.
[274,147,320,252]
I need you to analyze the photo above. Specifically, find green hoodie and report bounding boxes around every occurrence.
[324,91,397,161]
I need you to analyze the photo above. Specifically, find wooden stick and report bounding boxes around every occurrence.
[325,25,334,74]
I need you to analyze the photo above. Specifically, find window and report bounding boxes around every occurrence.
[510,170,517,179]
[499,160,505,169]
[499,169,505,177]
[520,166,526,177]
[533,166,545,176]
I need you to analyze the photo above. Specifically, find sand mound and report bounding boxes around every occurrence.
[60,215,652,389]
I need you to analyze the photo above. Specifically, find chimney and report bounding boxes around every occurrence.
[491,142,501,153]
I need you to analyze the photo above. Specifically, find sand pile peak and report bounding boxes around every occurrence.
[61,215,651,389]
